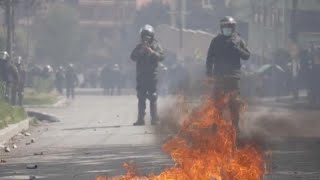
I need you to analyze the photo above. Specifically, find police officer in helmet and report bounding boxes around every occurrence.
[65,63,78,99]
[131,24,165,126]
[206,16,250,134]
[0,51,19,104]
[15,56,26,106]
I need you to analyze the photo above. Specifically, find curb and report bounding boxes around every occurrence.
[0,118,30,144]
[24,97,68,108]
[27,111,60,123]
[53,97,68,108]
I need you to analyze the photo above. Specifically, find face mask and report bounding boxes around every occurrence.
[222,28,232,36]
[142,36,152,44]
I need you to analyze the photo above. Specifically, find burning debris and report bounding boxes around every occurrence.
[99,98,266,180]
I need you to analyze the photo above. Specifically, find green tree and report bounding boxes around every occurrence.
[33,3,85,66]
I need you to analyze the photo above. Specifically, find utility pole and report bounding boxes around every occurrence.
[178,0,186,61]
[169,0,177,27]
[291,0,298,43]
[26,1,30,61]
[11,0,15,54]
[5,0,12,57]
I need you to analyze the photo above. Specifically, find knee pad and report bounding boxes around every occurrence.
[149,92,158,102]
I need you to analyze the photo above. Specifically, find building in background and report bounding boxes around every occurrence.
[230,0,320,63]
[78,0,136,64]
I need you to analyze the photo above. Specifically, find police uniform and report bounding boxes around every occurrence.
[65,64,78,99]
[131,25,164,125]
[15,61,26,106]
[206,17,250,133]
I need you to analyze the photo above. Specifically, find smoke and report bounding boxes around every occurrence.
[156,75,320,147]
[242,105,320,139]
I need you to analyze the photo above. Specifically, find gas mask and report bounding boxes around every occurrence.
[142,35,152,44]
[222,27,233,37]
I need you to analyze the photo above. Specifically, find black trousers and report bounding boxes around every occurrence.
[66,86,75,99]
[213,77,241,131]
[136,78,158,122]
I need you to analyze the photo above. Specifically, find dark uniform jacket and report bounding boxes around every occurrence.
[206,33,250,78]
[0,60,19,84]
[130,39,164,82]
[16,64,26,90]
[65,70,78,88]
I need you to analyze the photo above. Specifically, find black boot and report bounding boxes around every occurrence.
[133,112,145,126]
[133,120,145,126]
[134,97,146,126]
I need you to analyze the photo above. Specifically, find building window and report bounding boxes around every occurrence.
[202,0,213,9]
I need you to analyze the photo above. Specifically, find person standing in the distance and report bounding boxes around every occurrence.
[206,16,250,135]
[130,24,164,126]
[65,63,78,99]
[0,51,19,104]
[55,66,65,95]
[15,56,26,106]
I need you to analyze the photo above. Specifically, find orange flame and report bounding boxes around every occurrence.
[99,98,266,180]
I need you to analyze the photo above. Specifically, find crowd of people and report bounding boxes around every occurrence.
[296,46,320,107]
[242,46,320,108]
[1,22,319,112]
[54,64,79,99]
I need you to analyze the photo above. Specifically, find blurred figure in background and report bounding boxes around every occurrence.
[0,51,16,103]
[65,63,78,99]
[310,48,320,108]
[55,66,65,95]
[100,64,111,95]
[42,65,53,79]
[110,64,122,96]
[15,56,26,106]
[0,51,19,105]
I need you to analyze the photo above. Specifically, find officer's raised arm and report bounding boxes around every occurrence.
[151,43,164,62]
[238,39,250,60]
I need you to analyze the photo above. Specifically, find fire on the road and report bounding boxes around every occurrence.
[97,99,266,180]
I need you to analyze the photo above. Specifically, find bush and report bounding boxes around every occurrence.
[0,100,27,129]
[32,77,54,93]
[23,88,59,105]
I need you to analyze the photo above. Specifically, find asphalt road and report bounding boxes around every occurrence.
[0,94,320,180]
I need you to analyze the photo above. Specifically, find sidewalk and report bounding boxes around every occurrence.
[0,118,30,145]
[24,96,68,109]
[247,91,311,110]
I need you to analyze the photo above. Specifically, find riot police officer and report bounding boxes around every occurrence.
[110,64,122,95]
[55,66,65,95]
[0,51,19,104]
[131,24,165,126]
[100,64,111,95]
[206,16,250,134]
[15,56,26,106]
[65,63,78,99]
